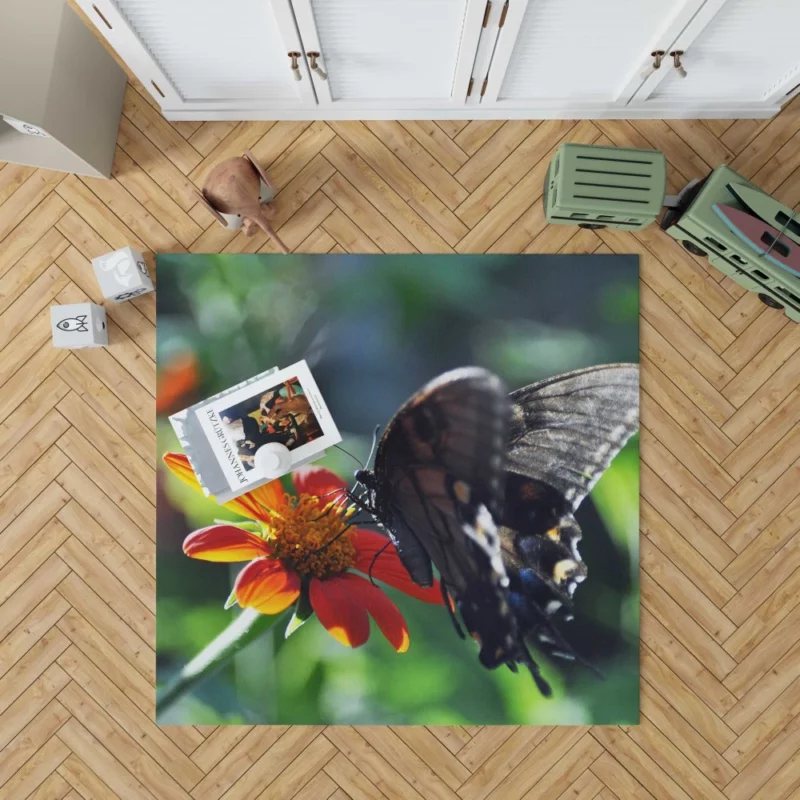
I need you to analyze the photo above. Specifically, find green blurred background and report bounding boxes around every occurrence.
[156,253,640,726]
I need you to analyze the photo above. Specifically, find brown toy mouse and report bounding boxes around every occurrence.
[195,149,289,253]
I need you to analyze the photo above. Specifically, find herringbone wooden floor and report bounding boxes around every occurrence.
[2,70,800,798]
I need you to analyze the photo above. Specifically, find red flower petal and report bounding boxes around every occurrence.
[352,529,444,605]
[344,573,410,653]
[309,574,370,648]
[234,558,300,614]
[292,466,349,510]
[310,573,410,652]
[183,525,272,562]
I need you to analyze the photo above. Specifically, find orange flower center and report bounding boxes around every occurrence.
[270,494,356,579]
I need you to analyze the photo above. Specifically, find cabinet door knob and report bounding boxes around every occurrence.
[288,52,302,81]
[670,50,687,79]
[641,50,665,81]
[307,52,327,81]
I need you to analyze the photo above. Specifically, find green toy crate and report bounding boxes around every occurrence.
[661,164,800,322]
[544,143,667,231]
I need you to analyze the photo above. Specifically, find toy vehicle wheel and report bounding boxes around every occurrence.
[758,293,784,310]
[682,240,707,257]
[578,223,606,229]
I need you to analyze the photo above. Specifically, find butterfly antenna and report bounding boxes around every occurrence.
[365,425,381,469]
[440,580,465,639]
[333,444,365,469]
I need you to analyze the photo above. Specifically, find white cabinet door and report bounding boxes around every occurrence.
[75,0,316,111]
[633,0,800,107]
[480,0,708,110]
[289,0,487,109]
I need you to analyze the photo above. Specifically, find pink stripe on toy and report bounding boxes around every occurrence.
[713,204,800,277]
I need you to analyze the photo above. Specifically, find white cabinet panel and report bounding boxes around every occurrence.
[291,0,486,107]
[646,0,800,103]
[77,0,315,109]
[487,0,706,105]
[77,0,791,118]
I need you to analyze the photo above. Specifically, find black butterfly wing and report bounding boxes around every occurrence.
[506,364,640,512]
[372,367,510,598]
[500,364,639,673]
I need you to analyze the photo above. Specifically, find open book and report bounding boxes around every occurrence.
[170,360,341,503]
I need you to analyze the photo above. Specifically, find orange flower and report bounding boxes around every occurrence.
[163,455,443,652]
[156,353,200,414]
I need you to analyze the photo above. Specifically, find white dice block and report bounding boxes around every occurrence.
[92,246,154,302]
[51,303,108,349]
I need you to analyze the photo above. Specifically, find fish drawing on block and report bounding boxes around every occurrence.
[56,314,89,333]
[56,315,89,333]
[713,204,800,278]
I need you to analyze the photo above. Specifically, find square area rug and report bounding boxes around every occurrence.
[156,253,640,726]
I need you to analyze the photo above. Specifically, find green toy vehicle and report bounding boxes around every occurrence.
[544,143,667,231]
[660,165,800,322]
[544,144,799,322]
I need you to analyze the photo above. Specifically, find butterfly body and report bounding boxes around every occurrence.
[353,367,520,668]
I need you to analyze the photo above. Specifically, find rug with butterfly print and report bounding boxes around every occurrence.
[155,253,640,726]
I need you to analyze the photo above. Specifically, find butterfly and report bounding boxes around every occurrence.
[353,364,639,695]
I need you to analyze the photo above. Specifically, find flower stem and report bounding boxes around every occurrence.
[156,607,284,717]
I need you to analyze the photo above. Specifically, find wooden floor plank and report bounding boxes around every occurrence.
[123,85,202,177]
[455,119,576,229]
[725,642,800,735]
[328,122,467,247]
[639,681,736,790]
[641,501,736,609]
[0,700,70,788]
[0,170,65,243]
[189,727,288,800]
[723,538,800,622]
[0,163,37,207]
[0,193,69,277]
[0,228,68,317]
[322,137,454,251]
[454,121,506,156]
[57,681,192,800]
[724,568,800,664]
[57,571,155,682]
[57,720,158,800]
[723,678,800,772]
[399,120,469,174]
[364,120,469,210]
[56,536,154,644]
